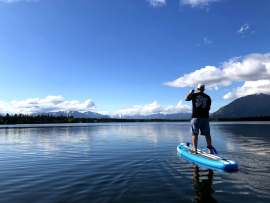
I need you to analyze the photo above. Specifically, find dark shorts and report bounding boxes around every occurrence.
[190,118,210,136]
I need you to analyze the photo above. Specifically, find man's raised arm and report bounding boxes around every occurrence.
[185,89,195,101]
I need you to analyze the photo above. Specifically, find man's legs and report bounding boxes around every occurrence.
[190,118,200,154]
[192,135,198,152]
[201,118,213,154]
[205,135,213,153]
[205,135,211,147]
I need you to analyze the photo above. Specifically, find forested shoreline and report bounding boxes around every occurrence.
[0,113,270,125]
[210,116,270,122]
[0,114,186,124]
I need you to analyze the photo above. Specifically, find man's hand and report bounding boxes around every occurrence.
[185,89,195,101]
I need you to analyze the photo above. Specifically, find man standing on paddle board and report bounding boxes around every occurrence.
[185,84,213,154]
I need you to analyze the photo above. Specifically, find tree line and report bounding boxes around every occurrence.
[0,113,270,125]
[0,113,185,124]
[209,115,270,122]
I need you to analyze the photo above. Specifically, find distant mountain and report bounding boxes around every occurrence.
[112,113,192,120]
[211,93,270,118]
[1,110,192,120]
[31,111,109,119]
[0,113,5,117]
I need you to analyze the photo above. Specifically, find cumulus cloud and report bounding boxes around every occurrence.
[222,92,235,100]
[147,0,166,7]
[222,80,270,100]
[163,53,270,90]
[180,0,221,7]
[0,95,96,114]
[112,100,191,117]
[237,23,249,33]
[97,111,110,115]
[204,37,212,44]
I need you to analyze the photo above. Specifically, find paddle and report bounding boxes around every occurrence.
[211,146,222,158]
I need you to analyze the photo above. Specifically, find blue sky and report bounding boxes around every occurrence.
[0,0,270,115]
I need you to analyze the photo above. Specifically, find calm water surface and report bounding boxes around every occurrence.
[0,122,270,202]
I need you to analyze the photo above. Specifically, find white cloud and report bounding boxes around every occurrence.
[222,91,235,100]
[222,80,270,100]
[251,31,256,34]
[112,100,191,116]
[163,53,270,90]
[237,23,249,33]
[180,0,221,7]
[0,95,96,114]
[147,0,166,7]
[97,111,110,115]
[204,37,212,44]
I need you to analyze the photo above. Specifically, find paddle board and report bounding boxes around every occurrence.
[177,143,238,170]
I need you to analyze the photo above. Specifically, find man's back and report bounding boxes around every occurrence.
[187,93,211,118]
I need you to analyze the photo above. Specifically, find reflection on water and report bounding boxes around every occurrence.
[0,122,269,202]
[191,164,218,203]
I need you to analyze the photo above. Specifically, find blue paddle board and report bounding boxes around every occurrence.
[177,143,238,170]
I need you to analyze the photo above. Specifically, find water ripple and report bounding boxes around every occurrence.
[0,123,269,202]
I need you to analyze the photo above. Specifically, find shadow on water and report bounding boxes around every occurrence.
[191,164,218,203]
[175,152,237,203]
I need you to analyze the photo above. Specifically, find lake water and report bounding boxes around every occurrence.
[0,122,270,203]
